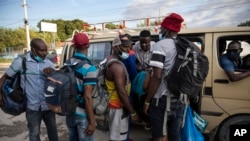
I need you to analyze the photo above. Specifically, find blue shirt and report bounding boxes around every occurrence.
[220,54,239,72]
[6,52,55,111]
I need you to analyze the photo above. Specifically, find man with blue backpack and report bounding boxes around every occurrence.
[66,32,97,141]
[0,38,59,141]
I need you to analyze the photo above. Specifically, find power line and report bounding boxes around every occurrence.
[1,0,249,27]
[0,20,23,28]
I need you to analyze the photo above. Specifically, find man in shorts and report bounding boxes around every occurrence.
[105,34,139,140]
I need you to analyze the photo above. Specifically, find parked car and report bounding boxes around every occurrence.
[47,49,59,68]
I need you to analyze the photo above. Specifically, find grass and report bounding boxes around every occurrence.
[0,58,13,63]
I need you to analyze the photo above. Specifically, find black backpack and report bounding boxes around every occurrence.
[44,58,89,116]
[166,36,209,98]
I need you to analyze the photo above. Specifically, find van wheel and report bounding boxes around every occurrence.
[215,115,250,141]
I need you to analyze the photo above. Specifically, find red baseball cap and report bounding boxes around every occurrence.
[72,33,89,48]
[161,13,184,33]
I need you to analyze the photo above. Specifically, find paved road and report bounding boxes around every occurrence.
[0,63,151,141]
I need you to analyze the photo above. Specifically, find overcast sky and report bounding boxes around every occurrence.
[0,0,249,29]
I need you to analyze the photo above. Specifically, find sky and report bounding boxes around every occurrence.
[0,0,250,30]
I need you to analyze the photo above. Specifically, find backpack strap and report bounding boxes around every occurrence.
[22,56,27,81]
[105,58,129,84]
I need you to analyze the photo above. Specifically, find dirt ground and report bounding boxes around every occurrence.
[0,110,151,141]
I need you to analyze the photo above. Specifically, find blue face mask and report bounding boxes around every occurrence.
[227,51,240,62]
[35,55,43,62]
[159,33,165,40]
[119,52,129,60]
[32,48,43,62]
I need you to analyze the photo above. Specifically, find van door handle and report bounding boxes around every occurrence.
[214,79,229,84]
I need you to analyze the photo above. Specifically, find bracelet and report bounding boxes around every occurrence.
[144,101,150,106]
[130,112,137,117]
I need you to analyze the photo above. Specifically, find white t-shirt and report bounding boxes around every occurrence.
[149,38,177,98]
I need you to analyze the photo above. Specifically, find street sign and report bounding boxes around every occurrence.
[41,22,57,32]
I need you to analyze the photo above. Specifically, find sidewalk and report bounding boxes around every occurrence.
[0,62,11,68]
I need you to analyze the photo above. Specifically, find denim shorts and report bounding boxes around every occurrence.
[149,95,185,141]
[66,114,94,141]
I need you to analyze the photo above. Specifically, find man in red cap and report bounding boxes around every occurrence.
[143,13,185,141]
[66,32,97,141]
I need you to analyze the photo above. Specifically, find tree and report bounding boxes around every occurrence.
[238,20,250,26]
[37,19,88,41]
[105,23,120,29]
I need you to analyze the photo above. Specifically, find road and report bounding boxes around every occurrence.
[0,63,151,141]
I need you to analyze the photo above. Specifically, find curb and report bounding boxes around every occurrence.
[0,63,11,68]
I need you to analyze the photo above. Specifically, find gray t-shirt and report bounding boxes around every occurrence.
[149,38,176,98]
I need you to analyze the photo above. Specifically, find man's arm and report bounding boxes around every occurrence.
[225,71,250,82]
[144,67,163,103]
[0,73,10,107]
[110,63,137,117]
[83,85,96,136]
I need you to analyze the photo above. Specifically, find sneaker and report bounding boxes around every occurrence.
[144,122,151,131]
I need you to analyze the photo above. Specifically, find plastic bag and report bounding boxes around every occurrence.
[181,105,204,141]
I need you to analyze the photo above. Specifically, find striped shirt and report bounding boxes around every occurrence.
[133,41,155,70]
[70,52,97,117]
[149,38,177,98]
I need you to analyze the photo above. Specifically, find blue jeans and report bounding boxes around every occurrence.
[149,95,185,141]
[66,114,94,141]
[26,108,58,141]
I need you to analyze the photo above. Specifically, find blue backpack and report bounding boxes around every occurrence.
[1,57,27,116]
[44,58,90,116]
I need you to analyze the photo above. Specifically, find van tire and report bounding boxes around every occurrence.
[215,115,250,141]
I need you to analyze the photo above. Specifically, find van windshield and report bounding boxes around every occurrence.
[88,42,112,65]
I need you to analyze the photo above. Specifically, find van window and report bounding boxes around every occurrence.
[88,42,112,65]
[217,35,250,70]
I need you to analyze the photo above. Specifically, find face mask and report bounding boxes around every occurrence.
[227,51,240,62]
[119,52,129,60]
[159,33,165,41]
[32,48,43,62]
[35,56,43,62]
[158,30,169,40]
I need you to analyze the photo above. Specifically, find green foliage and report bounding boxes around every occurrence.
[37,19,88,41]
[0,19,89,54]
[0,58,13,63]
[238,20,250,26]
[105,23,120,29]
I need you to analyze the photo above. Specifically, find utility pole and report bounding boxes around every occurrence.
[23,0,30,51]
